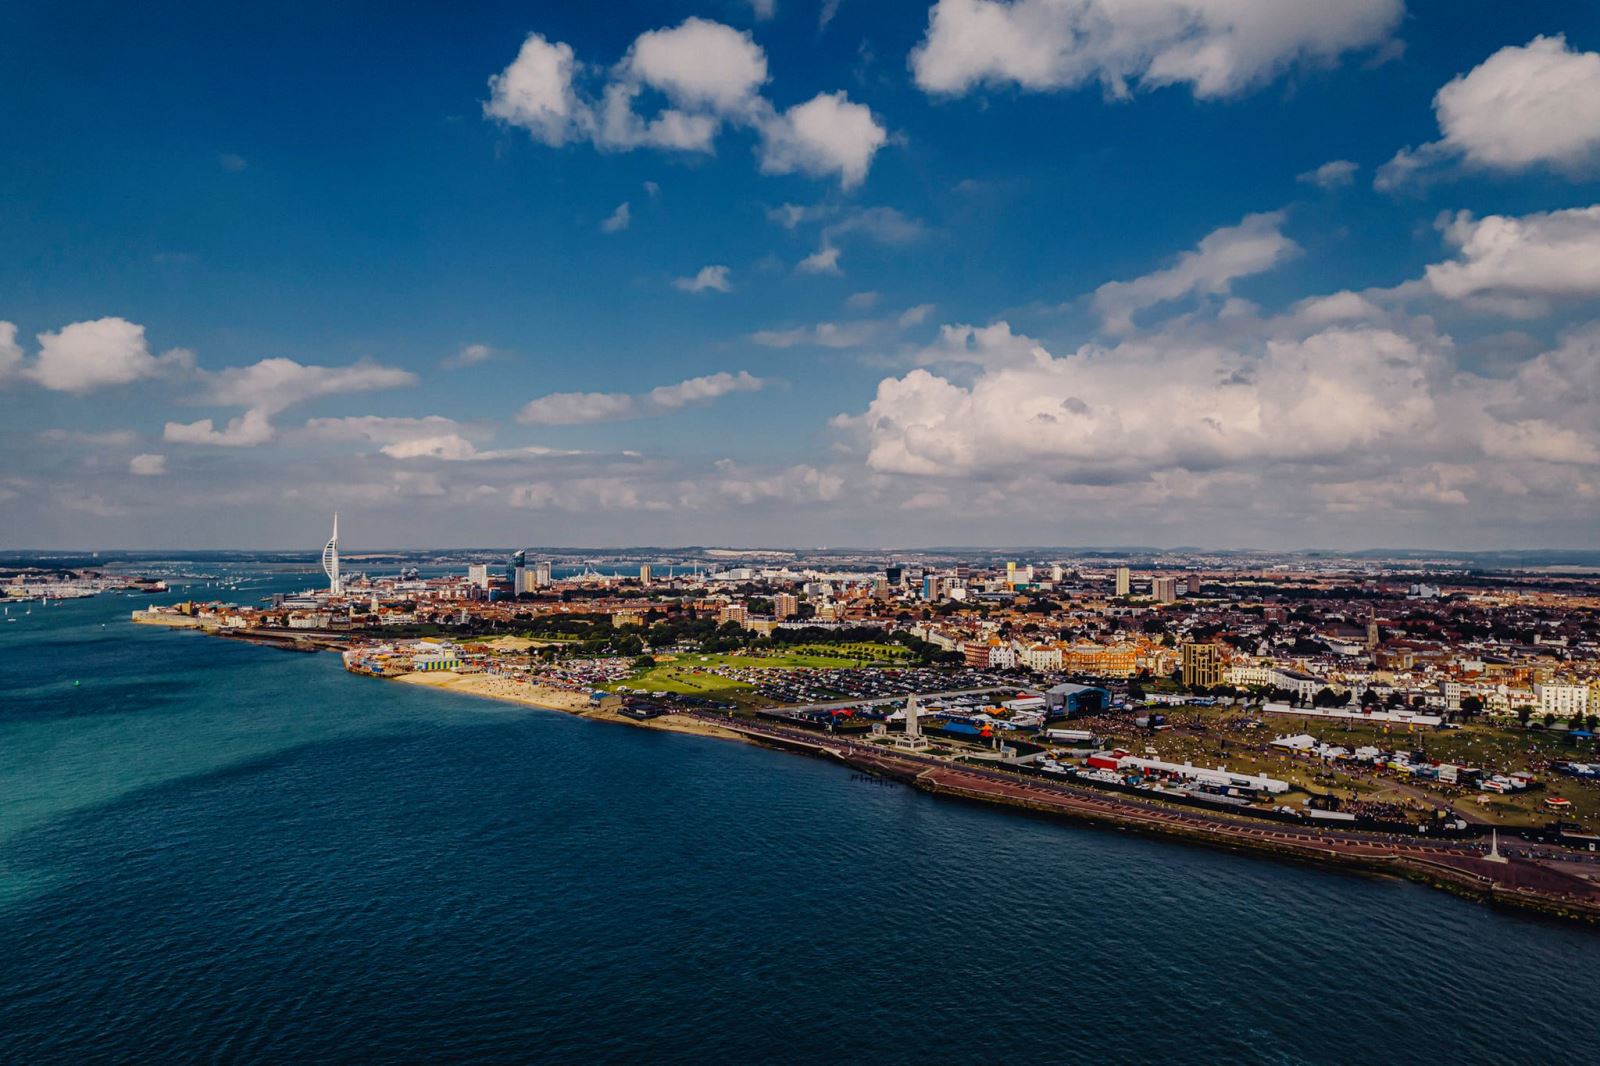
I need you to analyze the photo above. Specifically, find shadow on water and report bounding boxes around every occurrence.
[2,676,204,722]
[0,727,439,885]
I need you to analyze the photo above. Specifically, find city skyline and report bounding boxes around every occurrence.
[5,2,1600,550]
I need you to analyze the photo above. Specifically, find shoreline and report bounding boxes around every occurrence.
[142,622,1600,927]
[391,670,595,713]
[718,721,1600,927]
[385,669,750,743]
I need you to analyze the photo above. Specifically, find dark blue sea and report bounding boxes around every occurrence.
[3,568,1598,1064]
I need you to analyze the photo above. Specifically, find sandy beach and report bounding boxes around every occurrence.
[581,706,748,742]
[392,671,594,713]
[391,670,748,742]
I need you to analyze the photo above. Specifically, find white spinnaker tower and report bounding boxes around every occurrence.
[322,513,342,595]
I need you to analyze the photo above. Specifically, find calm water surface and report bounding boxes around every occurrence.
[2,574,1597,1063]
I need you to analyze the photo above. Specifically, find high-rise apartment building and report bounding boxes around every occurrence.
[1114,566,1130,597]
[1181,642,1226,689]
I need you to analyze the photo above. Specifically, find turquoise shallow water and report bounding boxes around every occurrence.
[2,575,1599,1063]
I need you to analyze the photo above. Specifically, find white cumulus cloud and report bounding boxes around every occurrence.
[845,322,1440,481]
[485,19,889,187]
[20,317,191,393]
[624,18,768,117]
[1423,206,1600,306]
[483,34,587,146]
[910,0,1402,100]
[379,435,483,461]
[758,91,888,189]
[1378,36,1600,188]
[914,320,1054,369]
[828,296,1600,543]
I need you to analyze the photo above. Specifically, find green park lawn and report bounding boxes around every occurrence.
[611,664,756,699]
[606,645,912,703]
[780,641,915,664]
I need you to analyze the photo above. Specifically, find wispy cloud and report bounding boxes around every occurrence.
[441,343,498,369]
[1091,210,1299,333]
[774,204,926,275]
[600,201,631,233]
[674,264,732,292]
[165,358,417,447]
[750,304,935,350]
[129,453,167,476]
[518,370,765,424]
[1297,159,1358,190]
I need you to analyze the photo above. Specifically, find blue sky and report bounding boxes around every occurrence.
[4,0,1600,550]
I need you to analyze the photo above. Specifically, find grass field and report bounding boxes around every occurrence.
[779,642,915,664]
[1100,705,1600,827]
[607,646,910,704]
[613,666,756,700]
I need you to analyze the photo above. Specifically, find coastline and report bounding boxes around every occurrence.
[392,670,594,713]
[386,670,750,742]
[138,622,1600,927]
[716,721,1600,927]
[130,612,207,630]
